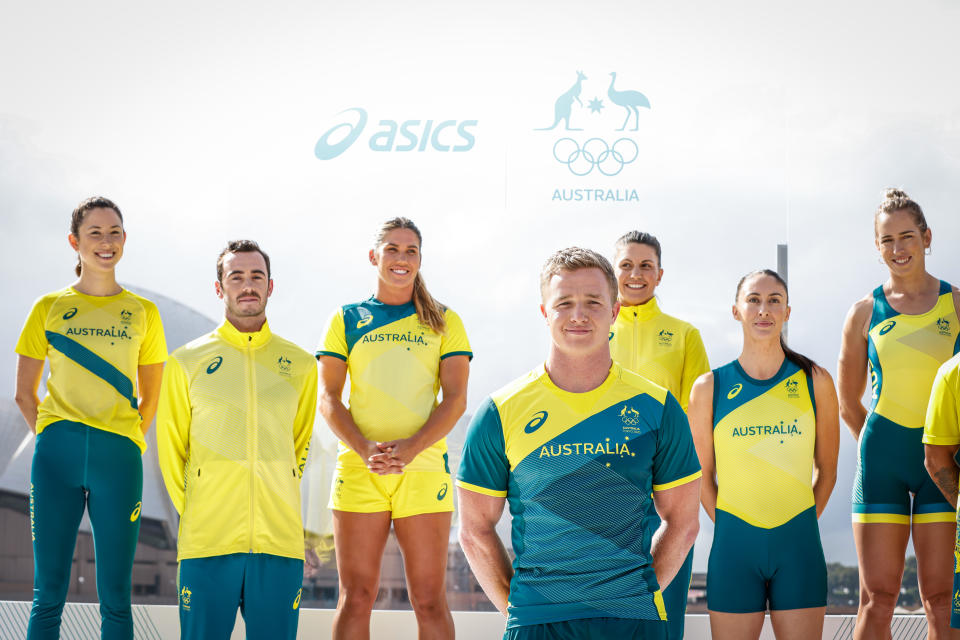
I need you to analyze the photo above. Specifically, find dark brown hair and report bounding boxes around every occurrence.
[216,240,272,282]
[70,196,123,276]
[615,230,662,267]
[374,218,446,334]
[735,269,817,378]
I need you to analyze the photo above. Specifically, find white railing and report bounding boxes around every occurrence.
[0,601,928,639]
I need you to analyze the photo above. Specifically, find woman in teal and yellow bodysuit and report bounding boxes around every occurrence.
[838,189,960,639]
[689,269,839,640]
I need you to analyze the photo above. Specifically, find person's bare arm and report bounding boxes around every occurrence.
[811,367,840,517]
[925,444,960,509]
[457,487,512,615]
[688,372,717,521]
[837,298,872,439]
[14,355,44,433]
[651,477,701,589]
[137,362,164,434]
[316,355,397,473]
[370,355,469,468]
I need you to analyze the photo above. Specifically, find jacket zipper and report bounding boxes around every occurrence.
[246,335,257,552]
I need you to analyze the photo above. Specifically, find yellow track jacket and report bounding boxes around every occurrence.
[157,320,317,561]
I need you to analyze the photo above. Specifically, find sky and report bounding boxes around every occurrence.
[2,0,960,569]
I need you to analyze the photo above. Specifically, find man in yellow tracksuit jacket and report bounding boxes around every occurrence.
[157,240,318,640]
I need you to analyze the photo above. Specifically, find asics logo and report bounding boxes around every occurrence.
[727,384,743,399]
[206,356,223,374]
[62,307,78,319]
[357,315,373,329]
[293,588,302,610]
[525,411,549,434]
[552,137,639,176]
[437,483,448,500]
[879,320,897,335]
[129,501,141,522]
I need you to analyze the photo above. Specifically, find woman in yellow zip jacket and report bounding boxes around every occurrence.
[608,230,710,640]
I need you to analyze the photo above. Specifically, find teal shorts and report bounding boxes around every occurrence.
[707,507,826,613]
[853,413,954,524]
[504,617,667,640]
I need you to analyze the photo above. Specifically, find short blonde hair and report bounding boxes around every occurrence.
[539,247,618,304]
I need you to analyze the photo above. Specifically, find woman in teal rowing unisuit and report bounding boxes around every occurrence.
[14,197,167,640]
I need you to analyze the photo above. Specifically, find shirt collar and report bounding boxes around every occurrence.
[215,318,272,349]
[620,296,661,322]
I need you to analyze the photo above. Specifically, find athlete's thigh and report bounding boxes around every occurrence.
[30,423,86,598]
[86,429,142,599]
[332,510,392,588]
[853,415,913,524]
[768,607,826,640]
[707,611,765,640]
[913,521,957,599]
[240,554,304,640]
[178,554,245,640]
[768,510,827,611]
[853,522,910,593]
[393,511,453,599]
[707,512,768,614]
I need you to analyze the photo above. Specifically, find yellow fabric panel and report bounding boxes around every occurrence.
[652,470,702,492]
[923,353,960,445]
[156,320,317,561]
[455,480,508,498]
[714,370,816,528]
[871,292,958,428]
[328,306,471,472]
[852,513,911,525]
[15,287,167,452]
[609,298,709,410]
[492,364,668,469]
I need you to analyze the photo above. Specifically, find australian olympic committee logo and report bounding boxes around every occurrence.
[535,69,649,202]
[315,108,478,160]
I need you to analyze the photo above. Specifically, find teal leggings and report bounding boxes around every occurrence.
[28,421,142,640]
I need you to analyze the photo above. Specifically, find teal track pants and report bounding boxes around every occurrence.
[28,420,143,640]
[661,546,694,640]
[178,553,304,640]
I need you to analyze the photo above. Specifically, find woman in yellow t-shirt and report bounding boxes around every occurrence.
[317,217,471,640]
[14,197,166,640]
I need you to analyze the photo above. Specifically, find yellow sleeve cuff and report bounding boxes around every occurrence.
[455,480,508,498]
[653,470,702,492]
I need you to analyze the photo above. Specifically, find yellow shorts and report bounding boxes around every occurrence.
[328,466,454,518]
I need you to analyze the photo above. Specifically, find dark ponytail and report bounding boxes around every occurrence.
[736,268,818,379]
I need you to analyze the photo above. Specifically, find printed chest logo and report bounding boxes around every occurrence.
[658,329,673,346]
[938,318,952,336]
[62,307,78,320]
[278,356,293,377]
[525,411,548,434]
[879,320,897,335]
[206,356,223,374]
[727,383,743,400]
[357,309,373,329]
[619,405,642,434]
[119,309,133,326]
[785,379,800,399]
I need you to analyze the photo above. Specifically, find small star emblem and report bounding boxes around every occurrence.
[588,97,604,114]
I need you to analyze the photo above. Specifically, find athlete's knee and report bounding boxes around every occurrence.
[408,584,449,619]
[860,587,898,622]
[920,588,953,614]
[337,583,379,614]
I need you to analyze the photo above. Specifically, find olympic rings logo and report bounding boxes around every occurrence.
[552,137,639,176]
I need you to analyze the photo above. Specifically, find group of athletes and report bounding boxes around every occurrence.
[12,189,960,640]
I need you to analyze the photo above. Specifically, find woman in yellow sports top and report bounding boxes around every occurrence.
[610,230,709,640]
[316,217,471,640]
[689,269,839,640]
[14,197,167,640]
[838,189,960,638]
